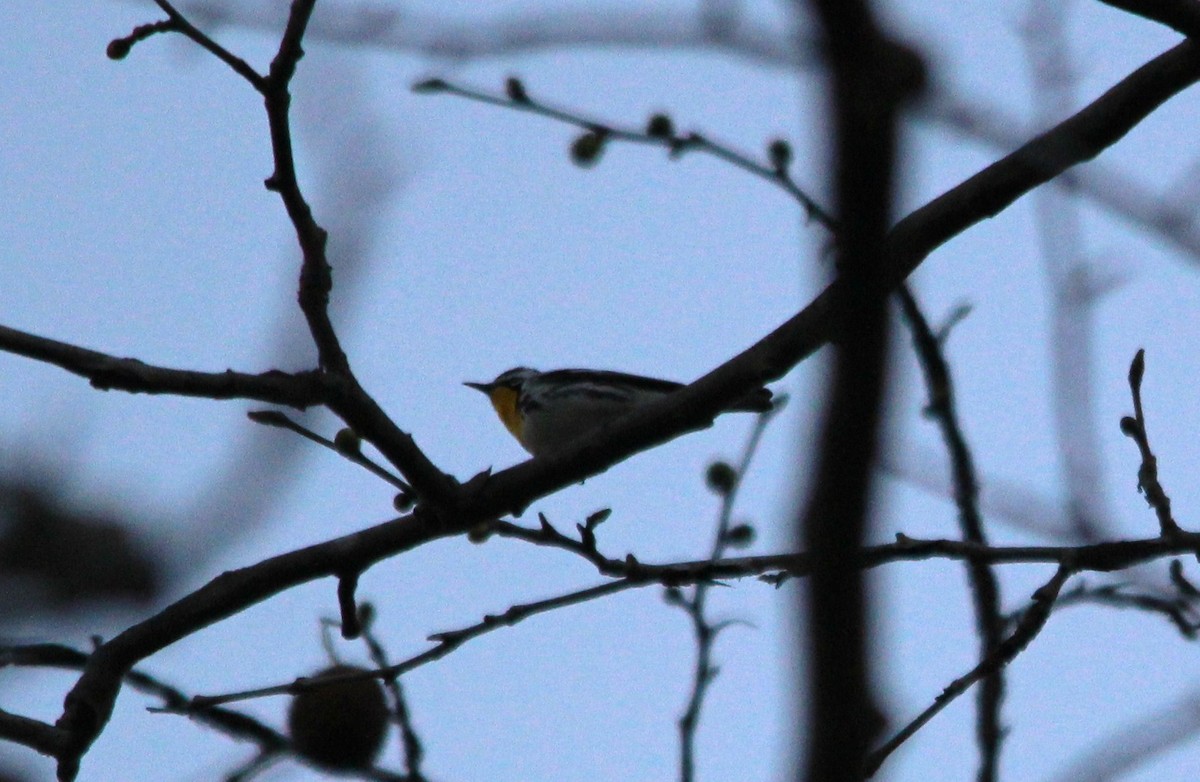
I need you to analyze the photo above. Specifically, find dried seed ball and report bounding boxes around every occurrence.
[705,461,737,495]
[287,664,389,770]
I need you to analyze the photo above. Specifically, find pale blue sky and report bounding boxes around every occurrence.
[3,2,1200,781]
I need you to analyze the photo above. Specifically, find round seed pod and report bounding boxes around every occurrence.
[287,664,389,770]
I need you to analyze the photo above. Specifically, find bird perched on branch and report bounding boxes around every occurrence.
[466,366,773,456]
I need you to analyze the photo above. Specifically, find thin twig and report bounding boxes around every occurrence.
[1120,350,1182,536]
[1013,576,1200,638]
[151,0,265,86]
[186,578,643,709]
[865,565,1074,776]
[897,285,1005,781]
[105,1,263,87]
[484,512,635,576]
[357,607,428,781]
[254,0,350,376]
[247,410,412,493]
[481,525,1200,589]
[0,325,324,407]
[676,402,782,782]
[413,78,834,227]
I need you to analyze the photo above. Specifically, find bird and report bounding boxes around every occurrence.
[465,366,773,456]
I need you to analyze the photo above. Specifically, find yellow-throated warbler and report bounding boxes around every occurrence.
[466,367,773,456]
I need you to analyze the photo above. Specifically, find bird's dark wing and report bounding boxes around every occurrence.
[539,369,684,395]
[542,369,772,412]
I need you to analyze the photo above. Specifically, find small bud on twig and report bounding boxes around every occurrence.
[571,129,608,167]
[505,76,529,104]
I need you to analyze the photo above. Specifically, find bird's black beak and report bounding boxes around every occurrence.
[464,381,492,393]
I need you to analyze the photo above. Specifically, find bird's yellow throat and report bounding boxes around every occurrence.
[487,386,524,440]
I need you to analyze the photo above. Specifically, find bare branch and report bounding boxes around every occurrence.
[247,411,413,494]
[483,528,1200,586]
[1120,350,1182,535]
[253,0,352,376]
[105,1,264,86]
[676,404,782,782]
[188,578,640,709]
[0,322,456,507]
[0,708,68,761]
[356,607,428,781]
[0,324,323,407]
[414,78,833,226]
[897,286,1005,782]
[1097,0,1200,37]
[150,0,265,85]
[799,3,924,779]
[865,565,1074,777]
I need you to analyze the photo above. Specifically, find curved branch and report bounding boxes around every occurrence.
[51,508,453,779]
[468,39,1200,520]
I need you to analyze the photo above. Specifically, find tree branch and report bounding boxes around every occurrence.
[1098,0,1200,37]
[414,78,833,226]
[865,565,1073,776]
[187,578,641,709]
[1120,349,1182,536]
[50,508,451,780]
[0,323,458,507]
[799,1,921,778]
[897,287,1005,782]
[675,405,782,782]
[257,0,353,376]
[0,324,324,407]
[188,0,1200,267]
[454,38,1200,525]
